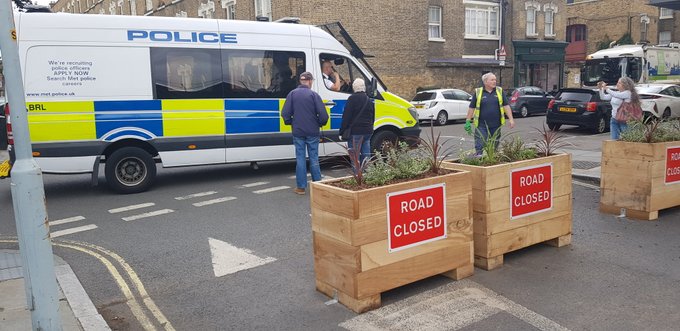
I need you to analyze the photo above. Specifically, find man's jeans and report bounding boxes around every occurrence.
[347,134,372,167]
[293,136,321,189]
[474,126,501,156]
[610,118,627,140]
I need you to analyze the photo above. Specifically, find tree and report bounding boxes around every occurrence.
[596,35,613,50]
[617,33,634,45]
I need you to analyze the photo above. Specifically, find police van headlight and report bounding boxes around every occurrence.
[408,106,418,120]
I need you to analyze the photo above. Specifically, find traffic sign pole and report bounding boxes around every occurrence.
[0,5,63,330]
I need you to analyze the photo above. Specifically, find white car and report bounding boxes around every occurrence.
[636,84,680,119]
[411,89,472,126]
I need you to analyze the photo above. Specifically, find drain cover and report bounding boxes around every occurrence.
[572,161,600,170]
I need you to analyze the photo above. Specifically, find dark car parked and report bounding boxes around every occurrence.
[506,86,554,118]
[546,88,612,134]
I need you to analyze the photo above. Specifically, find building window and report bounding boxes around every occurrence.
[224,0,235,19]
[464,2,499,39]
[660,8,673,19]
[566,24,586,42]
[545,9,554,37]
[428,6,443,40]
[526,8,536,36]
[660,31,671,45]
[254,0,271,20]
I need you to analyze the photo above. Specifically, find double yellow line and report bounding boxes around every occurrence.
[0,237,175,331]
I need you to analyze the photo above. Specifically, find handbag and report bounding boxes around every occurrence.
[615,101,642,123]
[340,97,370,141]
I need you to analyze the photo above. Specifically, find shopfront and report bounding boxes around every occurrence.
[512,40,568,91]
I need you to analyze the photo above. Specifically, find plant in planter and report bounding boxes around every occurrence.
[442,126,573,270]
[311,124,474,313]
[601,118,680,220]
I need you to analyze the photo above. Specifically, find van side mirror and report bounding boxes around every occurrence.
[369,77,378,98]
[334,58,345,66]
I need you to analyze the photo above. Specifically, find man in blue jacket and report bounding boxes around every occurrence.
[281,72,329,195]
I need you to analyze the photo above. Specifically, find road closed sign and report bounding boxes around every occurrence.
[387,183,447,253]
[666,146,680,184]
[511,163,553,219]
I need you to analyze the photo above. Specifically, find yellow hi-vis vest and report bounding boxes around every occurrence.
[474,87,506,127]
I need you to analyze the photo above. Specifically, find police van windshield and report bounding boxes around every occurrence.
[582,57,642,86]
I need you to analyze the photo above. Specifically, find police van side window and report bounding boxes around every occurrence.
[151,48,223,99]
[319,54,369,94]
[222,50,305,98]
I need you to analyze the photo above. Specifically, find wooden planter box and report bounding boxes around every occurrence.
[442,154,573,270]
[600,140,680,221]
[310,171,474,313]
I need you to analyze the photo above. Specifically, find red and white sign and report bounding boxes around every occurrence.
[666,146,680,185]
[499,45,507,57]
[511,163,553,219]
[387,183,447,253]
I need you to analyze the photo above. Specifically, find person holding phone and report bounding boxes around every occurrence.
[321,60,343,92]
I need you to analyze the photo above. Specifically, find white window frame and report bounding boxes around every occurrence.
[544,3,558,38]
[464,0,500,40]
[254,0,271,21]
[223,0,235,19]
[660,7,673,19]
[525,1,540,37]
[428,6,444,41]
[659,31,672,44]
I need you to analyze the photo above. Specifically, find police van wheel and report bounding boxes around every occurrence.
[371,130,398,155]
[105,147,156,194]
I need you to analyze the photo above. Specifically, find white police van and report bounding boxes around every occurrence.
[6,13,419,193]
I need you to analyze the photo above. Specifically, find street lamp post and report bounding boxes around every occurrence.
[0,5,63,331]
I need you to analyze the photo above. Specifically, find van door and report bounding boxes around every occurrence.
[314,51,372,155]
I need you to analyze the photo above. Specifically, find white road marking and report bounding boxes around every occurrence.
[209,238,276,277]
[175,191,218,200]
[340,279,570,331]
[288,174,335,179]
[51,225,98,238]
[49,216,86,226]
[240,181,270,188]
[253,186,290,194]
[122,209,174,222]
[108,203,155,214]
[192,197,237,207]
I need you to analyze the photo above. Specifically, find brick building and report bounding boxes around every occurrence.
[564,0,665,87]
[506,0,568,91]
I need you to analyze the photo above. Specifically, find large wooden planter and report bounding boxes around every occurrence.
[442,154,573,270]
[600,140,680,221]
[310,171,474,313]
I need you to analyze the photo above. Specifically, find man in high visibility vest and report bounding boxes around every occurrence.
[464,72,515,155]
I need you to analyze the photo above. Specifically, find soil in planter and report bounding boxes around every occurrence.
[328,168,459,191]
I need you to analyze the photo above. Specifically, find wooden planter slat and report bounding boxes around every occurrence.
[600,140,680,221]
[311,171,474,313]
[443,154,573,270]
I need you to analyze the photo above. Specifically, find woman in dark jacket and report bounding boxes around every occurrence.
[340,78,375,166]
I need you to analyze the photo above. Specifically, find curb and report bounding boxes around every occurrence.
[571,173,601,186]
[55,264,111,331]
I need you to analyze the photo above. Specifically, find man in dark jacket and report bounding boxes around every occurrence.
[281,72,329,195]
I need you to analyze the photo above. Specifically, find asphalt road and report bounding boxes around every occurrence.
[1,114,679,330]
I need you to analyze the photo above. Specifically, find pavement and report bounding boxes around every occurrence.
[0,145,606,330]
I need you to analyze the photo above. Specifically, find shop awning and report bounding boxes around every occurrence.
[648,0,680,10]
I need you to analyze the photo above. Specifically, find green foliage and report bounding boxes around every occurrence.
[617,32,634,45]
[596,34,613,50]
[620,118,680,143]
[534,124,571,156]
[500,136,537,162]
[363,141,429,186]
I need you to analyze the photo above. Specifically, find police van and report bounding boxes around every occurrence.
[5,13,420,193]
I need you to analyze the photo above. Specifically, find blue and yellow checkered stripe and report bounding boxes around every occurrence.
[25,99,341,142]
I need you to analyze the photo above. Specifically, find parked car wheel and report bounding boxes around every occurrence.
[105,147,156,194]
[519,105,529,118]
[547,122,561,131]
[436,111,448,126]
[593,116,607,134]
[663,107,671,119]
